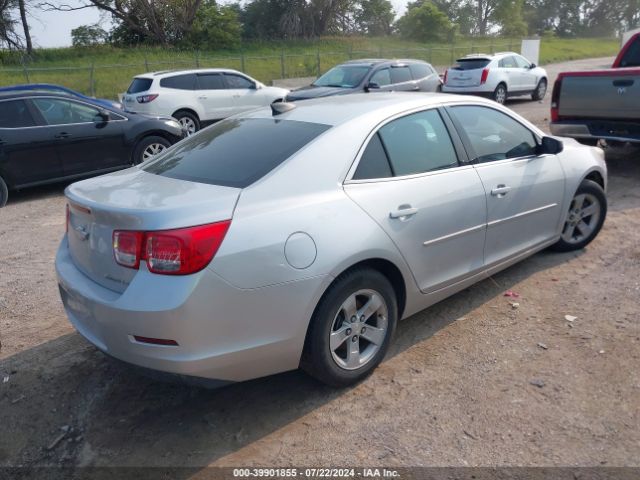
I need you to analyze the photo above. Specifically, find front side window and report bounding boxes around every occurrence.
[450,106,537,162]
[197,74,225,90]
[0,99,36,128]
[143,118,330,188]
[514,56,531,69]
[409,63,431,80]
[224,74,254,89]
[160,74,197,90]
[369,68,391,86]
[499,56,518,68]
[313,65,371,88]
[32,98,102,125]
[390,66,412,84]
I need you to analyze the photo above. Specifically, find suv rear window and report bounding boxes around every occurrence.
[127,78,153,94]
[453,59,491,70]
[160,74,197,90]
[143,118,331,188]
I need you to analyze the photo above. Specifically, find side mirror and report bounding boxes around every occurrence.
[97,109,110,122]
[365,82,380,92]
[529,63,537,69]
[539,136,563,155]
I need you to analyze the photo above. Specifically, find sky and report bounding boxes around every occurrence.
[29,1,411,48]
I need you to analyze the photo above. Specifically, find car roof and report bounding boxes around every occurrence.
[0,90,112,108]
[342,58,429,67]
[136,68,244,79]
[243,92,495,126]
[456,51,520,61]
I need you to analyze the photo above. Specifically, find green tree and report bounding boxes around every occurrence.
[182,1,241,49]
[494,0,528,36]
[395,1,453,42]
[355,0,394,35]
[71,24,108,47]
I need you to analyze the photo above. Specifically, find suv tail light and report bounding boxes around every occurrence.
[550,77,563,122]
[137,94,158,103]
[113,221,231,275]
[480,68,490,84]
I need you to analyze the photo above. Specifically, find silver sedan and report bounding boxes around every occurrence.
[56,93,607,387]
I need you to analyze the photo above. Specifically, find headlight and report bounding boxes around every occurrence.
[164,119,181,130]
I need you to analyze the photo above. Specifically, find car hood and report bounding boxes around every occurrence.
[286,85,358,101]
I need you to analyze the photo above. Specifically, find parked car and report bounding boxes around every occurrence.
[285,59,442,101]
[550,32,640,145]
[0,91,185,207]
[122,69,289,135]
[0,83,123,110]
[442,52,548,104]
[57,93,607,387]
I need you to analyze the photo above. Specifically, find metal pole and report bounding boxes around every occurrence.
[316,49,321,76]
[450,46,454,64]
[241,53,245,72]
[144,53,149,72]
[22,58,30,83]
[195,50,200,68]
[89,62,95,97]
[280,51,285,78]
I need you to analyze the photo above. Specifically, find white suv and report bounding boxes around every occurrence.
[123,69,289,134]
[442,52,548,104]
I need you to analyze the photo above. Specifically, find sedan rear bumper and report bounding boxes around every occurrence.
[56,237,329,382]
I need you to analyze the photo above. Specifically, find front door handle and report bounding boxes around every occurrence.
[491,185,511,197]
[198,96,207,100]
[54,132,71,139]
[389,205,418,220]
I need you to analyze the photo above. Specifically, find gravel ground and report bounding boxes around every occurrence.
[0,57,639,471]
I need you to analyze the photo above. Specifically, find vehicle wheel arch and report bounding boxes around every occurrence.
[172,107,200,120]
[131,133,173,164]
[583,169,605,190]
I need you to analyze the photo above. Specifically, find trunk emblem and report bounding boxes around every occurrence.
[618,87,627,95]
[74,225,90,241]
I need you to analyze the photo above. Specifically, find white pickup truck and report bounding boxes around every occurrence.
[550,33,640,145]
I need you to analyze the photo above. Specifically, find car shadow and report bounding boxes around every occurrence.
[0,246,584,475]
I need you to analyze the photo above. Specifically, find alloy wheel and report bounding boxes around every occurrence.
[179,117,197,136]
[494,85,507,104]
[561,193,602,244]
[142,142,166,161]
[329,289,389,371]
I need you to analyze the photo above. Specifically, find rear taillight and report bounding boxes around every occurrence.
[113,221,231,275]
[137,94,158,103]
[480,68,490,84]
[550,77,562,122]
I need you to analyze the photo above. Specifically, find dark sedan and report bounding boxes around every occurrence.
[0,91,185,207]
[286,59,442,102]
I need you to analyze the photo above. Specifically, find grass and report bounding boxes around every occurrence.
[0,36,620,101]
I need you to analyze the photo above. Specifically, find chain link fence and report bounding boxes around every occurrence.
[0,41,520,100]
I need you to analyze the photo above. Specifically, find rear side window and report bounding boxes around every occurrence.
[353,133,392,180]
[143,118,331,188]
[160,74,197,90]
[390,66,411,84]
[409,63,431,79]
[377,109,458,177]
[127,78,153,94]
[197,74,225,90]
[453,59,490,70]
[0,99,36,128]
[619,37,640,67]
[450,106,537,162]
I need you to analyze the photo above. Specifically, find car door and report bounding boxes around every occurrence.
[195,73,235,120]
[447,105,565,266]
[387,65,418,92]
[409,63,442,92]
[514,55,537,90]
[0,98,63,187]
[343,108,488,294]
[223,73,265,113]
[30,97,127,177]
[499,56,524,91]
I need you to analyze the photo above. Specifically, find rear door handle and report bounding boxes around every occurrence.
[491,185,511,197]
[54,132,71,139]
[389,206,418,219]
[198,95,207,100]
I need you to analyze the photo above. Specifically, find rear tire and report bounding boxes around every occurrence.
[173,110,200,136]
[133,136,171,165]
[301,268,398,387]
[493,83,507,104]
[0,175,7,208]
[550,180,607,252]
[532,78,547,101]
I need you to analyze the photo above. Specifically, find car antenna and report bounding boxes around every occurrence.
[271,101,296,116]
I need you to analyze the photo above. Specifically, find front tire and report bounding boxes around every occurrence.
[493,83,507,104]
[301,268,398,387]
[0,175,8,208]
[550,179,607,252]
[133,136,171,165]
[532,78,547,101]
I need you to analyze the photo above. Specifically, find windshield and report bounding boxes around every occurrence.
[143,118,331,188]
[313,65,371,88]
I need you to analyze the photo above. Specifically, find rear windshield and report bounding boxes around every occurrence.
[142,118,331,188]
[453,59,491,70]
[127,78,153,94]
[619,38,640,67]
